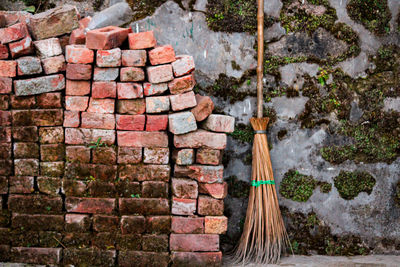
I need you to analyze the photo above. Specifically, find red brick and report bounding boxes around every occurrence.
[117,147,142,164]
[120,215,145,234]
[9,176,34,193]
[117,99,146,114]
[168,74,196,94]
[11,126,37,142]
[199,182,228,199]
[92,146,117,164]
[65,128,115,145]
[0,60,16,77]
[0,95,8,110]
[198,196,224,216]
[118,164,170,182]
[0,127,11,143]
[66,80,91,96]
[10,95,35,108]
[87,98,115,113]
[146,96,170,113]
[146,216,171,234]
[39,127,64,144]
[146,115,168,131]
[172,198,196,215]
[65,213,91,232]
[0,160,12,175]
[66,63,92,80]
[170,91,197,111]
[79,16,91,28]
[148,45,176,65]
[205,216,227,234]
[119,251,169,267]
[40,144,65,161]
[64,111,80,127]
[143,82,168,96]
[66,145,91,163]
[172,55,195,77]
[86,26,129,50]
[81,112,115,129]
[92,81,116,98]
[40,161,64,177]
[171,252,222,266]
[172,149,194,165]
[66,197,116,214]
[122,49,146,66]
[203,114,235,133]
[12,214,64,231]
[65,96,89,111]
[0,44,8,59]
[13,142,39,158]
[147,64,174,83]
[174,130,227,149]
[128,31,156,49]
[119,198,169,215]
[11,247,61,265]
[172,178,198,199]
[170,234,219,252]
[69,28,86,45]
[93,215,119,232]
[63,248,116,266]
[0,111,11,126]
[120,67,145,82]
[196,148,222,165]
[8,195,62,214]
[41,55,66,74]
[66,44,94,64]
[0,143,11,159]
[0,22,28,44]
[37,92,62,108]
[143,147,169,164]
[0,77,12,94]
[9,35,34,58]
[191,94,214,121]
[171,217,204,234]
[37,176,61,196]
[116,114,145,131]
[118,131,168,147]
[142,181,168,198]
[12,109,63,126]
[117,82,143,99]
[97,48,121,67]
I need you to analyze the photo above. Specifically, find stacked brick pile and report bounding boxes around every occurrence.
[0,5,234,266]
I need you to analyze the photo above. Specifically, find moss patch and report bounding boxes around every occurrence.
[333,170,376,200]
[228,123,253,143]
[347,0,391,35]
[280,170,316,202]
[226,175,250,198]
[395,181,400,206]
[319,181,332,193]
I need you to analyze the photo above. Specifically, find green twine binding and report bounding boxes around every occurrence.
[251,180,275,187]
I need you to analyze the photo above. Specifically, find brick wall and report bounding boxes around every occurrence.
[0,8,234,266]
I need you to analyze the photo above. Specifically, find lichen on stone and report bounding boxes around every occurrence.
[333,170,376,200]
[280,169,316,202]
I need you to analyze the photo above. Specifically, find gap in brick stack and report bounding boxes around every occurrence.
[0,5,235,266]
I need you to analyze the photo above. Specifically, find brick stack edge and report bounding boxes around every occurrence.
[0,5,235,267]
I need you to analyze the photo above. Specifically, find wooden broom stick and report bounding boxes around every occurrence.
[256,0,264,118]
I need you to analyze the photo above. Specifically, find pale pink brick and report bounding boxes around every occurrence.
[171,217,204,234]
[172,55,195,77]
[33,38,62,59]
[117,82,143,99]
[172,178,198,199]
[0,77,12,94]
[65,96,89,111]
[116,114,145,131]
[97,48,121,67]
[174,130,227,149]
[198,182,228,199]
[171,252,222,266]
[81,112,115,130]
[65,128,115,145]
[41,55,66,74]
[64,111,80,128]
[122,50,146,66]
[202,114,235,133]
[92,81,117,99]
[170,234,219,252]
[148,45,176,65]
[169,91,197,111]
[0,60,16,77]
[168,74,196,95]
[147,64,173,83]
[143,147,169,164]
[172,198,196,215]
[87,98,115,114]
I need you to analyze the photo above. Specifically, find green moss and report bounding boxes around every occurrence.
[395,181,400,206]
[280,170,317,202]
[318,181,332,193]
[243,153,252,165]
[347,0,391,35]
[228,123,253,143]
[231,60,241,71]
[334,170,376,200]
[264,55,308,76]
[226,175,250,198]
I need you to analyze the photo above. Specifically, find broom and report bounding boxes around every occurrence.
[230,0,290,264]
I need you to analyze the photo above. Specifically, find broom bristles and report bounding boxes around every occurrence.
[228,117,290,265]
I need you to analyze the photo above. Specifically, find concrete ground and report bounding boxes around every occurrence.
[224,255,400,266]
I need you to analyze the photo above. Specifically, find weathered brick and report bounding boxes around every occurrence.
[172,55,195,77]
[10,95,35,109]
[65,128,115,145]
[40,161,64,177]
[0,22,28,44]
[63,179,87,197]
[14,74,65,96]
[148,45,176,65]
[97,48,121,67]
[117,147,142,164]
[172,149,194,165]
[205,216,228,234]
[120,215,145,234]
[0,77,12,94]
[86,26,129,50]
[66,63,92,80]
[172,198,196,215]
[117,82,143,99]
[174,129,227,149]
[146,216,171,234]
[28,5,79,40]
[11,247,61,265]
[0,60,16,77]
[9,176,34,193]
[170,91,197,111]
[88,181,117,197]
[172,178,198,199]
[196,148,222,165]
[168,74,196,95]
[175,165,224,183]
[146,96,170,113]
[16,56,41,75]
[0,111,11,126]
[37,92,62,108]
[116,114,145,131]
[0,127,12,143]
[9,36,34,58]
[66,145,91,163]
[65,162,117,181]
[66,197,116,214]
[143,234,169,252]
[14,159,39,175]
[169,111,197,135]
[118,131,168,147]
[146,114,168,132]
[87,98,115,113]
[8,195,62,214]
[198,195,224,216]
[0,44,7,59]
[33,38,62,58]
[143,147,169,164]
[40,144,65,161]
[117,99,146,115]
[41,55,66,74]
[0,176,7,194]
[0,160,12,175]
[62,231,91,247]
[118,164,170,182]
[117,234,142,250]
[81,112,115,129]
[142,181,168,198]
[120,67,145,82]
[12,126,37,142]
[65,214,91,232]
[12,214,64,231]
[93,67,119,81]
[92,81,117,98]
[13,142,39,158]
[93,215,119,232]
[37,176,61,196]
[64,110,80,127]
[119,198,169,215]
[171,217,204,234]
[65,96,89,111]
[69,27,85,45]
[147,64,174,83]
[202,114,235,133]
[92,146,116,164]
[143,82,168,96]
[66,80,91,96]
[170,234,219,252]
[63,248,116,266]
[119,251,169,267]
[171,252,222,266]
[116,181,141,198]
[122,49,146,66]
[0,143,11,159]
[39,127,64,144]
[128,31,156,49]
[65,44,94,64]
[198,182,228,199]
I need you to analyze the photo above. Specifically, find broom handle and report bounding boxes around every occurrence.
[256,0,264,119]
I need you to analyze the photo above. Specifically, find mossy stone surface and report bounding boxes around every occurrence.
[280,169,316,202]
[333,170,376,200]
